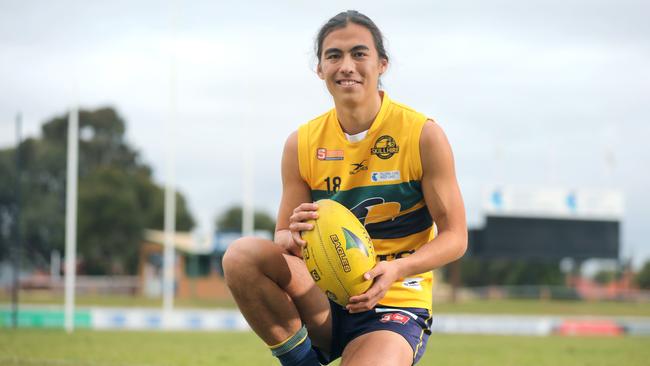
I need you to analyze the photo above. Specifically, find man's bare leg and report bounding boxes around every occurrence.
[222,237,331,350]
[340,331,413,366]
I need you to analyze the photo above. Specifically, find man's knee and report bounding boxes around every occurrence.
[222,237,261,283]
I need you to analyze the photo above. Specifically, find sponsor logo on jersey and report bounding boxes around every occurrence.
[349,160,368,175]
[317,148,344,161]
[379,313,410,325]
[371,170,401,183]
[330,234,351,272]
[377,249,415,262]
[342,227,369,257]
[402,277,424,291]
[370,135,399,159]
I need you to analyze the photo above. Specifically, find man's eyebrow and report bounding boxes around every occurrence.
[350,45,370,52]
[324,47,342,56]
[323,45,370,56]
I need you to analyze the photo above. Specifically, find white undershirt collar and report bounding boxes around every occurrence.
[344,129,368,143]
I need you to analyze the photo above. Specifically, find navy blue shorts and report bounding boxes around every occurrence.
[313,301,433,365]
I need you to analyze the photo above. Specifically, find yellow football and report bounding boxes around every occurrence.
[301,199,376,306]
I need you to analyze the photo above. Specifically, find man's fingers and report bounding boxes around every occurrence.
[347,301,375,313]
[347,280,388,312]
[290,210,318,224]
[364,268,380,281]
[368,287,383,300]
[292,231,306,246]
[293,202,319,214]
[289,245,303,258]
[365,261,390,280]
[290,222,313,234]
[347,294,365,304]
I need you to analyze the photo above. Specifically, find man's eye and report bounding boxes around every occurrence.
[353,52,367,58]
[326,54,340,60]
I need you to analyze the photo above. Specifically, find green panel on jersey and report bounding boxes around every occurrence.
[311,181,423,213]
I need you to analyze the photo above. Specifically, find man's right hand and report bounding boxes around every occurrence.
[278,202,319,257]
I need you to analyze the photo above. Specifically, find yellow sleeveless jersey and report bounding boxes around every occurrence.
[297,92,435,310]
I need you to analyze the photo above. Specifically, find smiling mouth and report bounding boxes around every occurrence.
[336,80,361,86]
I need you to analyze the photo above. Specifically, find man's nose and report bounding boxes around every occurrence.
[340,54,354,74]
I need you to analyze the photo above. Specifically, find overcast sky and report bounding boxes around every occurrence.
[1,0,649,267]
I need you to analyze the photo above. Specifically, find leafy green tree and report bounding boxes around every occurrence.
[459,258,563,286]
[0,149,17,262]
[216,206,276,234]
[0,107,195,274]
[636,260,650,289]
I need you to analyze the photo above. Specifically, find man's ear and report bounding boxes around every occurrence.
[379,58,388,75]
[317,63,325,80]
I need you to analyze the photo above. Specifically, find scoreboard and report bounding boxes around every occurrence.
[469,187,623,261]
[471,216,619,260]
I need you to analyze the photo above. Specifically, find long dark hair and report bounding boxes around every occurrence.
[315,10,389,65]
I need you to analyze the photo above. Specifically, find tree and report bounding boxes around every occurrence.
[458,258,563,286]
[216,206,276,234]
[0,148,17,262]
[636,260,650,289]
[0,107,195,274]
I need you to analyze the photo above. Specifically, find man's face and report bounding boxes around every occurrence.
[317,23,388,106]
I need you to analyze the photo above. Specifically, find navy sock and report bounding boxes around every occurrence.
[270,325,321,366]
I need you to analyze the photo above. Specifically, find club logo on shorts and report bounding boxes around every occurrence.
[370,135,399,159]
[379,313,410,325]
[317,148,344,161]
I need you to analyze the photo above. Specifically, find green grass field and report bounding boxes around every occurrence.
[1,329,648,366]
[3,291,649,365]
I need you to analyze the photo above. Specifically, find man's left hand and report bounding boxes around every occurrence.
[346,260,402,313]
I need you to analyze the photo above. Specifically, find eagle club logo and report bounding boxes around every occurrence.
[349,197,385,223]
[370,135,399,159]
[349,160,368,175]
[317,148,344,161]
